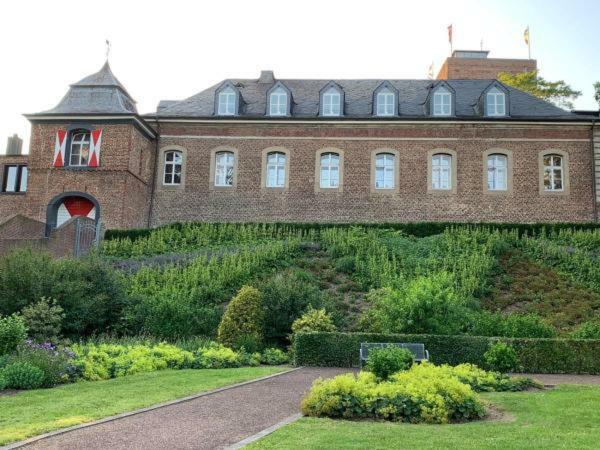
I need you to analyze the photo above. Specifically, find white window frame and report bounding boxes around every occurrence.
[486,88,506,117]
[266,152,286,188]
[433,88,452,116]
[218,87,236,115]
[487,154,508,191]
[69,131,91,166]
[163,151,183,186]
[543,154,564,192]
[320,152,340,188]
[431,153,452,190]
[376,89,395,116]
[215,151,235,187]
[322,88,341,116]
[269,87,288,116]
[374,153,395,189]
[2,164,28,193]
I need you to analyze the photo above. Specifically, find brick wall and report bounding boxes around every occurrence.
[437,58,537,80]
[150,122,596,225]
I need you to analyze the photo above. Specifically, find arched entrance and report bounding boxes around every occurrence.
[46,192,100,230]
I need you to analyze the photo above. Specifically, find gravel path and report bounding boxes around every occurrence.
[19,367,348,450]
[520,373,600,385]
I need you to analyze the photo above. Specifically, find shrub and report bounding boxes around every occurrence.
[301,365,485,424]
[570,321,600,339]
[0,372,6,390]
[365,347,414,380]
[2,362,44,390]
[334,256,356,274]
[361,273,470,335]
[0,314,27,355]
[9,341,76,387]
[193,344,242,369]
[469,311,556,338]
[217,286,265,348]
[291,306,337,334]
[259,271,324,345]
[20,297,65,343]
[485,342,521,373]
[261,348,289,365]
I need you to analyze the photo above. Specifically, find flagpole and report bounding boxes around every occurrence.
[528,34,531,60]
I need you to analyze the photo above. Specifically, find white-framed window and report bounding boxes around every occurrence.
[218,87,236,115]
[543,154,564,192]
[2,165,27,193]
[266,152,286,188]
[487,154,507,191]
[433,88,452,116]
[375,153,395,189]
[376,88,395,116]
[320,152,340,188]
[269,87,288,116]
[215,151,235,186]
[486,87,506,116]
[322,87,341,116]
[431,153,452,190]
[69,131,91,166]
[163,151,182,185]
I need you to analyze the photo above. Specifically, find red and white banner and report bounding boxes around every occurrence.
[53,130,67,167]
[89,129,102,167]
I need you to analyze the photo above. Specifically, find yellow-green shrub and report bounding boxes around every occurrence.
[217,286,265,348]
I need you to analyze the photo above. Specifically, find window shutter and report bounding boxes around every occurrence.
[53,130,67,167]
[89,129,102,167]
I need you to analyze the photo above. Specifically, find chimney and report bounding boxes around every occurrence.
[258,70,275,84]
[6,134,23,155]
[436,50,537,80]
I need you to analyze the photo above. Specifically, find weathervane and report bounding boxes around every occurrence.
[105,39,111,61]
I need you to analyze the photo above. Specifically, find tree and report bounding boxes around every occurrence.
[498,70,581,110]
[593,82,600,108]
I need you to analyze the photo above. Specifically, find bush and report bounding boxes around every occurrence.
[21,297,64,343]
[301,364,485,424]
[293,331,600,374]
[193,344,243,369]
[468,311,556,338]
[9,341,76,387]
[0,314,27,355]
[484,342,521,373]
[0,372,6,390]
[365,347,414,380]
[259,271,325,345]
[361,273,470,335]
[334,256,356,274]
[2,362,44,390]
[570,321,600,339]
[218,286,265,348]
[291,307,337,334]
[261,348,289,365]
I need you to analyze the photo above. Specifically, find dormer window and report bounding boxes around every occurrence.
[376,88,395,116]
[322,87,342,116]
[269,87,288,116]
[433,87,452,116]
[218,86,237,115]
[486,87,506,117]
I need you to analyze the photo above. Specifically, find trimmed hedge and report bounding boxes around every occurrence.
[294,332,600,374]
[104,221,600,241]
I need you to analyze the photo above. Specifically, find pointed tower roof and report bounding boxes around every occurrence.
[33,61,137,115]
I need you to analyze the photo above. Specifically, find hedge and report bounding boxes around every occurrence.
[104,221,600,241]
[293,332,600,374]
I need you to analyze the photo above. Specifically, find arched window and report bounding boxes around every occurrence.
[69,131,91,166]
[486,87,506,116]
[266,152,286,188]
[269,87,288,116]
[215,151,235,186]
[163,151,182,185]
[376,88,395,116]
[543,154,564,192]
[322,87,341,116]
[320,152,340,188]
[431,153,452,190]
[375,153,395,189]
[433,87,452,116]
[487,154,508,191]
[218,86,236,115]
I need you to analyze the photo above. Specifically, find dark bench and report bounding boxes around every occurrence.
[360,342,430,367]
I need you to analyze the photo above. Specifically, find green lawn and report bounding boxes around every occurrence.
[0,366,286,445]
[250,385,600,450]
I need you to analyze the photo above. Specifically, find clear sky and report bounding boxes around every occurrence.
[1,0,598,153]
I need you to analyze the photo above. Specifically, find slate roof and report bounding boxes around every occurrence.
[153,77,589,121]
[33,62,137,115]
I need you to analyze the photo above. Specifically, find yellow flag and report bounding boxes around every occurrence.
[524,26,530,45]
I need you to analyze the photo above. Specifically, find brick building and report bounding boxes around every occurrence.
[1,53,599,235]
